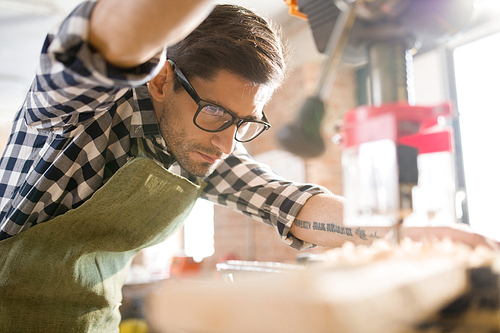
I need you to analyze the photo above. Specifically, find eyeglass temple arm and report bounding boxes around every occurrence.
[261,112,271,128]
[167,59,202,103]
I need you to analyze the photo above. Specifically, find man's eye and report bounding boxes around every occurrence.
[201,105,225,117]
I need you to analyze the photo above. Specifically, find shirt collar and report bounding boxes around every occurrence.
[130,84,174,165]
[130,84,161,138]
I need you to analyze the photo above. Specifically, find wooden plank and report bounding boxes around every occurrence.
[145,257,468,333]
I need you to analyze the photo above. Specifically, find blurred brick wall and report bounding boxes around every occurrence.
[201,60,357,273]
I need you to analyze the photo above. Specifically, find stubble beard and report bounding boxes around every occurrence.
[158,102,225,177]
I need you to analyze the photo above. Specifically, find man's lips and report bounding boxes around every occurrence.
[197,152,221,164]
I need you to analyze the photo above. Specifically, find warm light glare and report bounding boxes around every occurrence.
[183,199,215,262]
[482,0,500,15]
[454,31,500,241]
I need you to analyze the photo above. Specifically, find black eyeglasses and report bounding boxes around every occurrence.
[168,60,271,143]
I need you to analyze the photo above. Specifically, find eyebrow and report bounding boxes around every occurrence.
[202,98,263,122]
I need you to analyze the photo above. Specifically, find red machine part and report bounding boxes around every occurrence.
[340,102,455,153]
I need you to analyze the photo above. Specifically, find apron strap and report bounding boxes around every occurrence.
[136,137,147,158]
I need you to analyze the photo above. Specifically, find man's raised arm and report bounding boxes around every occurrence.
[89,0,215,68]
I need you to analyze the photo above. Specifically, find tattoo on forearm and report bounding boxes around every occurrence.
[294,219,353,237]
[294,219,312,229]
[294,219,381,241]
[355,227,367,240]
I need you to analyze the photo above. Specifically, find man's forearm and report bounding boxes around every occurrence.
[290,193,389,248]
[293,218,385,246]
[291,193,499,250]
[89,0,215,68]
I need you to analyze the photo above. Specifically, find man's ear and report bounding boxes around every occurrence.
[148,61,175,103]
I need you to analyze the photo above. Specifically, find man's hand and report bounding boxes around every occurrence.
[403,225,500,250]
[89,0,215,68]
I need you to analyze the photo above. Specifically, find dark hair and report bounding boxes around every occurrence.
[167,4,286,94]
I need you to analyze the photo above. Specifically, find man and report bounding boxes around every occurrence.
[0,0,495,331]
[0,1,331,331]
[0,0,326,250]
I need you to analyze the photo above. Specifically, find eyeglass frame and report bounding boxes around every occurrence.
[167,60,271,143]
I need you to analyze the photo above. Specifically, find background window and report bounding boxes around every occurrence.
[453,31,500,240]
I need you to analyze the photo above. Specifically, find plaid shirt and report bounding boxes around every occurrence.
[0,0,329,249]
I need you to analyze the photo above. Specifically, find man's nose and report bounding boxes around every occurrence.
[211,125,237,155]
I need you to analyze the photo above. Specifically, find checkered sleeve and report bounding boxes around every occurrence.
[201,144,332,250]
[0,1,167,239]
[27,0,166,130]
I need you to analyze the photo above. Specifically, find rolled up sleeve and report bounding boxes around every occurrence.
[201,144,331,250]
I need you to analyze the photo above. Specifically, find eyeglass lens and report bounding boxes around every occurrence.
[196,105,266,142]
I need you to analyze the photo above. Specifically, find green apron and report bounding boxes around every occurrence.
[0,152,205,332]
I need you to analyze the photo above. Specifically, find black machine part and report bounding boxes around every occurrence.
[276,96,326,158]
[277,1,356,158]
[277,0,476,158]
[297,0,475,57]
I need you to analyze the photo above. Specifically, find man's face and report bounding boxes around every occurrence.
[156,68,271,177]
